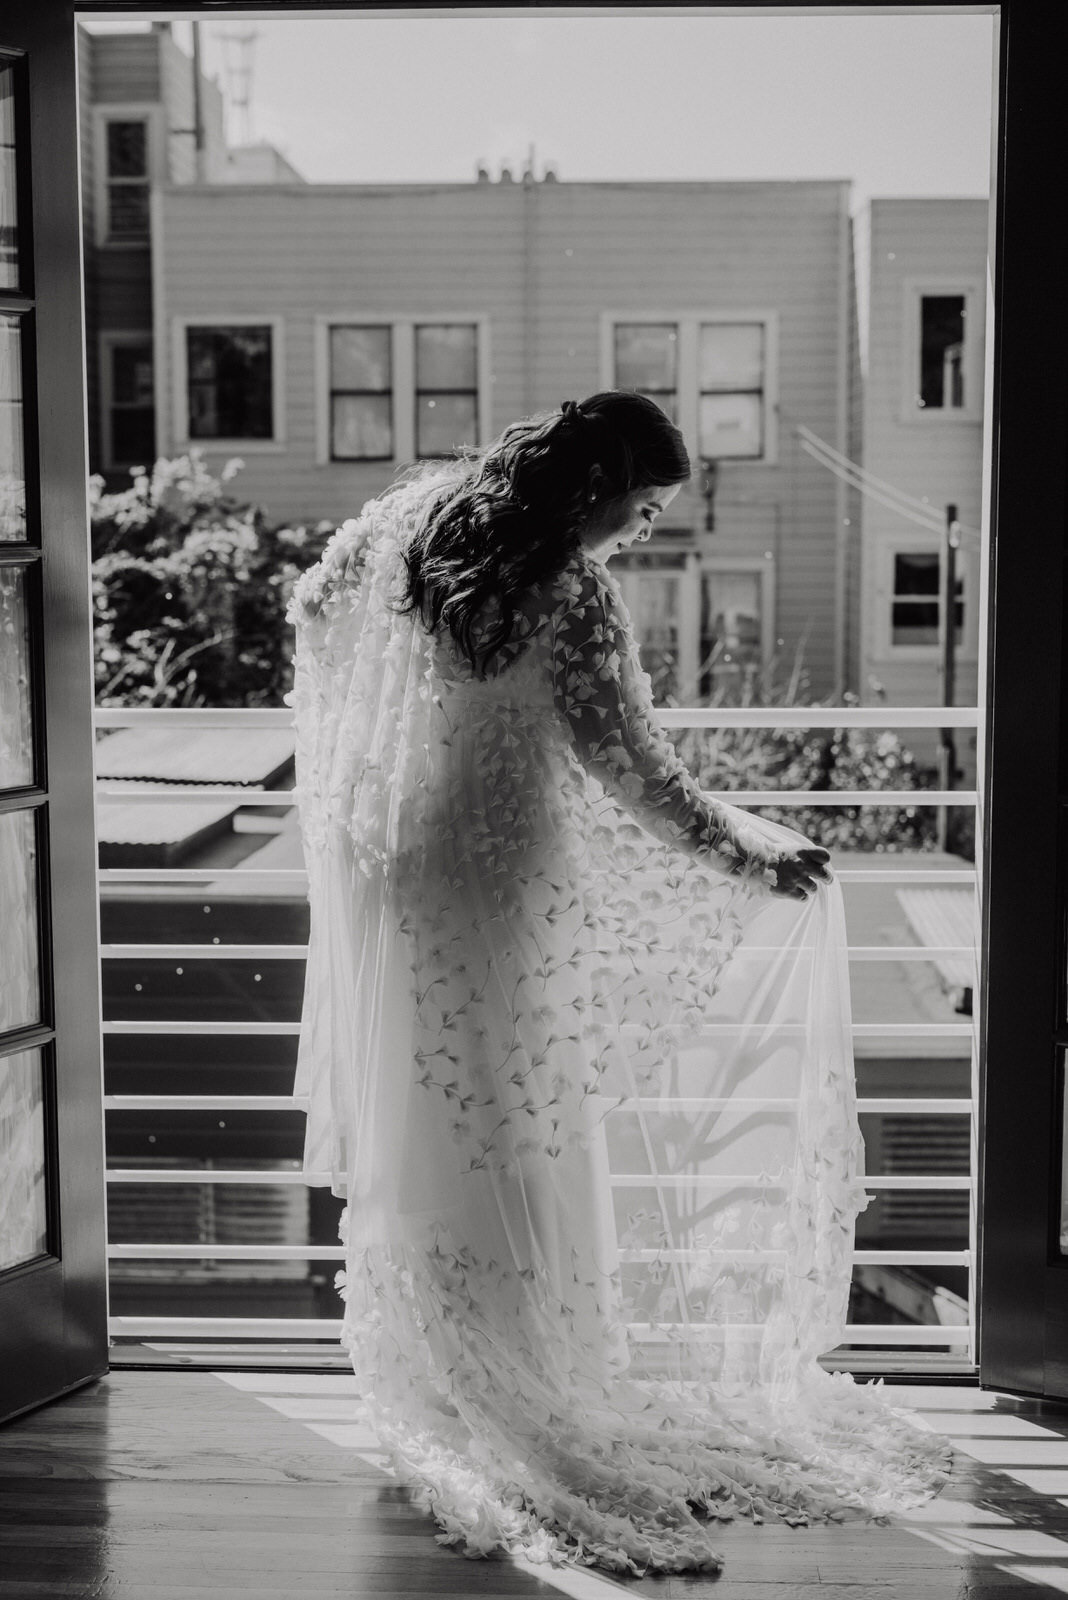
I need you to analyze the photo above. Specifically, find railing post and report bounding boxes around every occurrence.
[938,504,961,851]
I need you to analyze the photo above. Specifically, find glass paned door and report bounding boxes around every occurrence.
[0,3,106,1425]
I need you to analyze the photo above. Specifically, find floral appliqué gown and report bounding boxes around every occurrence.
[286,469,951,1576]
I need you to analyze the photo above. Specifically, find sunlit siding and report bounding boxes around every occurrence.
[158,27,195,185]
[90,30,159,104]
[77,28,99,466]
[859,198,988,741]
[157,179,851,695]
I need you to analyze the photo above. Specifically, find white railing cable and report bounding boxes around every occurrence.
[105,1244,970,1266]
[103,1167,968,1190]
[99,942,974,964]
[97,864,977,885]
[101,1094,972,1114]
[100,1019,973,1037]
[95,705,981,731]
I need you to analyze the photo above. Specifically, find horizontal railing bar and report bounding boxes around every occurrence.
[101,1018,974,1037]
[97,942,974,964]
[104,1168,968,1189]
[94,706,981,731]
[95,785,975,808]
[100,1094,973,1114]
[104,1243,971,1266]
[96,865,978,886]
[105,1314,972,1346]
[97,787,295,805]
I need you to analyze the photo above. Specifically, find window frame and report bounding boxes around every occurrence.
[98,330,154,473]
[701,554,776,673]
[878,536,975,661]
[900,276,985,425]
[600,310,780,465]
[91,103,161,251]
[171,314,286,453]
[314,314,490,466]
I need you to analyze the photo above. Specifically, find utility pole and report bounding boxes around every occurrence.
[937,503,961,851]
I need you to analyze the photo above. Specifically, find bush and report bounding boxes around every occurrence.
[91,453,333,708]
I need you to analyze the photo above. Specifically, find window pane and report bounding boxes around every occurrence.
[0,1048,48,1272]
[699,323,764,391]
[416,392,477,457]
[891,601,940,646]
[893,552,940,596]
[0,62,20,292]
[919,295,966,410]
[614,324,677,391]
[330,326,390,392]
[0,313,26,540]
[112,343,154,406]
[111,407,156,467]
[107,183,150,241]
[187,326,273,440]
[107,120,148,179]
[331,393,392,460]
[698,392,763,458]
[703,572,762,659]
[0,566,33,788]
[415,325,477,390]
[0,808,39,1033]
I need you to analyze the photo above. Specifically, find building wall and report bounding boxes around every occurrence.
[860,198,988,719]
[156,177,853,695]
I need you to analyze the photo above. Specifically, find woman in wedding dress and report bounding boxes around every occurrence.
[287,391,950,1576]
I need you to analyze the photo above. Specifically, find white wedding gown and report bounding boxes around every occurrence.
[287,468,950,1576]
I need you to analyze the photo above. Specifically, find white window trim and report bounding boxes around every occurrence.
[876,537,978,661]
[92,104,163,250]
[599,311,780,466]
[171,314,286,453]
[702,554,776,670]
[98,330,155,473]
[313,314,492,467]
[899,276,984,426]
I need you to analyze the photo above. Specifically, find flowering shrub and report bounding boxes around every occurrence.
[91,453,334,707]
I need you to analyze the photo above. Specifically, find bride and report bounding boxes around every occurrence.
[287,391,950,1575]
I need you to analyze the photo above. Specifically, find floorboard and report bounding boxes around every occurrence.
[4,1373,1068,1597]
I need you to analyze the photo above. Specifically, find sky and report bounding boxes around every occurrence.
[87,11,996,209]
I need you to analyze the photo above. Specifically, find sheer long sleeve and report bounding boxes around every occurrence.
[550,556,774,886]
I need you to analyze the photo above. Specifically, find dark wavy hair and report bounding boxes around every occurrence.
[398,390,690,673]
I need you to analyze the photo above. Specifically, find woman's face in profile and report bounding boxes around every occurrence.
[581,482,682,562]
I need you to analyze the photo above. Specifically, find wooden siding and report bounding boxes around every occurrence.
[90,29,159,105]
[77,27,99,467]
[859,198,988,733]
[157,179,851,694]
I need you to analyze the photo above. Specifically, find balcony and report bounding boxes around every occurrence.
[95,702,981,1370]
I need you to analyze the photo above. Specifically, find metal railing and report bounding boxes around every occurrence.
[97,704,981,1356]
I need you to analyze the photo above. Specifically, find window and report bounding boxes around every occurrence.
[415,324,479,457]
[101,335,154,471]
[612,324,678,421]
[902,280,982,423]
[103,117,150,243]
[315,318,487,465]
[329,325,392,460]
[890,550,964,648]
[604,314,777,463]
[178,322,279,445]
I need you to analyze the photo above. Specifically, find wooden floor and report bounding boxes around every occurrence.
[4,1374,1068,1598]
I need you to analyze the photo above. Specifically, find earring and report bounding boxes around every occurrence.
[587,492,597,504]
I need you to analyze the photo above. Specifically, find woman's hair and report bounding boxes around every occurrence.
[398,390,690,673]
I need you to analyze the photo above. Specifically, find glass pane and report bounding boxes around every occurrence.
[107,120,148,179]
[187,326,273,440]
[0,313,26,541]
[698,391,763,459]
[919,295,966,410]
[331,325,390,391]
[894,551,940,596]
[415,324,477,390]
[331,393,392,459]
[0,61,19,292]
[699,323,764,391]
[0,566,33,788]
[111,407,156,468]
[614,324,677,390]
[703,572,762,661]
[891,600,939,646]
[0,1048,48,1272]
[107,182,150,241]
[416,392,477,457]
[112,343,154,406]
[0,808,39,1033]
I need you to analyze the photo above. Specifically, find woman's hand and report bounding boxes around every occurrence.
[764,846,834,901]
